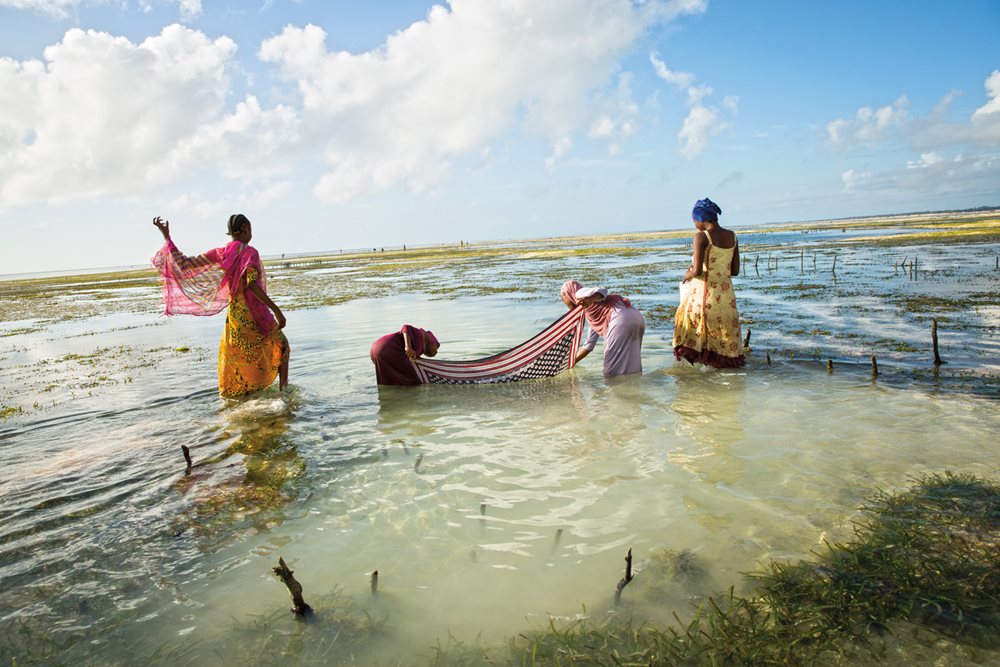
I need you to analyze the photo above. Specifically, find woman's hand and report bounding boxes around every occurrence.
[153,216,170,241]
[683,266,696,281]
[404,344,418,359]
[274,308,286,329]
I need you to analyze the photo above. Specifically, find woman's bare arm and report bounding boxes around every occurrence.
[247,279,286,329]
[730,240,740,277]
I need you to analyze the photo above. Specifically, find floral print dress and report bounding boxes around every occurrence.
[218,266,290,397]
[673,231,745,368]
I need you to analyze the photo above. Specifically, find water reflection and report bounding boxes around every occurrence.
[668,369,747,486]
[173,393,304,549]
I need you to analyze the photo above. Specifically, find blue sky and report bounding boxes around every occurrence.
[1,0,998,274]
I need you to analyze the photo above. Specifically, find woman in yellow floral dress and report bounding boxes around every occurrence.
[673,198,745,368]
[152,214,290,397]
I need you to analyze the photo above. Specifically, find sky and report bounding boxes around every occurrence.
[1,0,998,275]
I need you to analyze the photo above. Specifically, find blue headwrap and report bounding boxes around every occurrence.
[692,198,722,223]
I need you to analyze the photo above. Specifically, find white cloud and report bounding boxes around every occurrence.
[0,24,289,207]
[972,69,1000,119]
[178,0,201,21]
[841,169,871,192]
[826,96,908,145]
[0,0,78,17]
[2,0,203,20]
[679,105,725,159]
[258,0,705,203]
[649,52,734,158]
[906,151,943,169]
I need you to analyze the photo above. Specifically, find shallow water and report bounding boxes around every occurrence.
[2,283,999,664]
[3,217,1000,663]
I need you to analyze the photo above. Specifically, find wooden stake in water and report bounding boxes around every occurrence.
[370,570,379,596]
[826,359,833,373]
[932,319,945,366]
[414,453,423,472]
[871,355,879,378]
[613,547,634,606]
[832,255,838,273]
[743,329,751,351]
[181,445,192,470]
[800,249,804,272]
[272,557,312,616]
[766,351,772,365]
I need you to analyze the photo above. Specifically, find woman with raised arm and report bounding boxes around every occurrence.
[673,198,745,368]
[152,214,290,397]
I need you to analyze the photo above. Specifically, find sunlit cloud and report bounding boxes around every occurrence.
[259,0,706,203]
[649,52,735,158]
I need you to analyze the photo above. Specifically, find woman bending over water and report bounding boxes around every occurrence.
[370,325,440,386]
[561,280,645,376]
[152,214,290,397]
[673,198,745,368]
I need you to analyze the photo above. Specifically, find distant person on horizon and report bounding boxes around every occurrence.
[152,214,290,397]
[560,280,645,376]
[673,198,746,368]
[370,325,440,385]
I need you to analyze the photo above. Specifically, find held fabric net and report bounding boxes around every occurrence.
[410,307,586,384]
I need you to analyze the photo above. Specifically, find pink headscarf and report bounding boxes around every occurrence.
[560,280,583,305]
[560,279,631,337]
[152,239,276,336]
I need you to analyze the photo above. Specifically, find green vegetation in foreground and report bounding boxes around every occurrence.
[431,472,1000,666]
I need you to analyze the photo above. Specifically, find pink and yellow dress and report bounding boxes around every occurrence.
[153,239,289,397]
[673,231,745,368]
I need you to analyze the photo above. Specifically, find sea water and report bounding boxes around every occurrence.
[1,288,998,665]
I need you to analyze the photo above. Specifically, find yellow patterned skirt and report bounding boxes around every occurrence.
[218,293,289,397]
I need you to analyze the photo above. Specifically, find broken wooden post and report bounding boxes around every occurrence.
[800,249,804,272]
[754,256,759,271]
[370,570,379,596]
[613,547,634,606]
[414,453,423,472]
[766,351,771,365]
[743,329,751,351]
[826,359,833,373]
[871,355,879,378]
[480,502,487,516]
[832,255,838,273]
[932,319,945,366]
[553,528,563,552]
[181,445,193,469]
[272,557,312,616]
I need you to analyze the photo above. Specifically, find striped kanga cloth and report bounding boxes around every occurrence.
[410,307,586,384]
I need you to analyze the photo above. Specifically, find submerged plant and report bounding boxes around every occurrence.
[430,472,1000,666]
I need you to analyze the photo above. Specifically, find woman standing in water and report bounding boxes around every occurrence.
[370,325,440,385]
[152,214,290,397]
[673,198,745,368]
[560,280,645,376]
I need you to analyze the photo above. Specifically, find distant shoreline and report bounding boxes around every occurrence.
[3,206,998,282]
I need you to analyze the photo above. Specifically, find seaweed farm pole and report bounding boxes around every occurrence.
[743,329,751,351]
[932,319,945,367]
[871,355,879,379]
[272,557,312,616]
[800,249,804,272]
[181,445,193,470]
[766,351,771,365]
[370,569,379,596]
[613,547,634,606]
[826,359,833,373]
[832,254,838,274]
